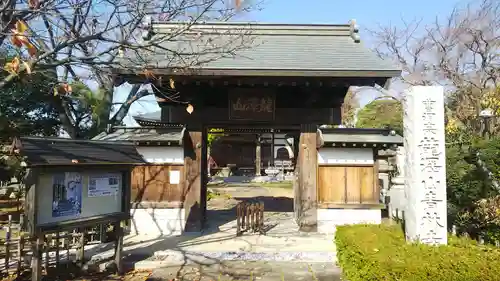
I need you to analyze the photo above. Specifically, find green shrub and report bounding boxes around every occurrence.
[446,141,498,237]
[335,224,500,281]
[459,195,500,243]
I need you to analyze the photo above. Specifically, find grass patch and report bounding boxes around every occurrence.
[335,224,500,281]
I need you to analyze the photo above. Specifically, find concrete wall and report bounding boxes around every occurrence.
[130,207,185,236]
[136,146,183,164]
[318,147,374,165]
[317,208,382,234]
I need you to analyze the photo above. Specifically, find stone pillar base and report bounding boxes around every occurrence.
[317,209,382,234]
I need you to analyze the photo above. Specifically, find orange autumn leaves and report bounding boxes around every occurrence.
[28,0,40,9]
[11,20,37,57]
[4,20,36,75]
[4,19,72,95]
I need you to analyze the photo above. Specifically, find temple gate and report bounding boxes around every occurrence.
[109,20,400,232]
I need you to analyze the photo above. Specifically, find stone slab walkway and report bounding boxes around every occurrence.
[147,261,341,281]
[53,261,341,281]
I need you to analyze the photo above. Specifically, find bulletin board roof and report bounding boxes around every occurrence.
[16,137,146,166]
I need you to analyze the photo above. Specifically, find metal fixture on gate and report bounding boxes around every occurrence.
[236,201,264,236]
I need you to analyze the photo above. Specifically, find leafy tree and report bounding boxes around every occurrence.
[356,99,403,135]
[0,48,60,141]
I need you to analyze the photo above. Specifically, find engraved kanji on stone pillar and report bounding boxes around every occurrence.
[403,86,447,245]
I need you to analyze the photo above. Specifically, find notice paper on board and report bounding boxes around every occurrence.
[52,172,82,218]
[169,170,180,184]
[88,174,121,197]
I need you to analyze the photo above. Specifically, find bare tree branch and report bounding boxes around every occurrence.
[368,0,499,134]
[1,0,260,138]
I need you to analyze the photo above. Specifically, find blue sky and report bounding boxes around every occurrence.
[118,0,465,126]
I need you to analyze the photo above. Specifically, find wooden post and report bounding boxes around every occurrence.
[16,234,23,276]
[114,222,124,275]
[19,214,24,231]
[44,236,49,272]
[297,124,318,232]
[241,203,246,230]
[78,231,85,267]
[183,126,203,232]
[246,204,251,232]
[65,234,70,264]
[236,203,241,236]
[55,232,60,269]
[5,215,11,274]
[259,202,265,233]
[250,204,255,232]
[32,235,43,281]
[256,136,261,176]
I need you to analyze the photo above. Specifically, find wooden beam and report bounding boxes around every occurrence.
[297,124,318,232]
[318,203,385,209]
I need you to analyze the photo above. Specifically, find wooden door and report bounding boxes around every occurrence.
[318,165,377,204]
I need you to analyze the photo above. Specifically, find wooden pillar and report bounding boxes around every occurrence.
[270,129,275,166]
[296,124,318,232]
[183,125,203,232]
[255,135,261,176]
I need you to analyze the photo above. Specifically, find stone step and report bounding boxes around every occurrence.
[153,250,337,263]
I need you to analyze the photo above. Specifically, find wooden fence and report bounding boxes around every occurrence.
[236,201,265,236]
[0,215,111,277]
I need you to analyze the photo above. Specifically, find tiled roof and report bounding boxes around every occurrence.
[320,128,403,145]
[113,21,400,79]
[17,137,145,166]
[133,111,162,123]
[92,127,183,143]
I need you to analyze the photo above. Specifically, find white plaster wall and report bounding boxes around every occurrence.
[317,209,382,234]
[136,146,183,164]
[261,133,286,139]
[130,208,185,236]
[261,133,293,159]
[318,148,374,165]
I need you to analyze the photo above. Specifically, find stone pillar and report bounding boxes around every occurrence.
[403,86,447,245]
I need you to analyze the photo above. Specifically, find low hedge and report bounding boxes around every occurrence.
[335,224,500,281]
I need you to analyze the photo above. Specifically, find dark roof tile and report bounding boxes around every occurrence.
[92,127,183,143]
[18,137,146,166]
[113,22,400,79]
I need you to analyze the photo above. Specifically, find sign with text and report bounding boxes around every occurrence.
[88,173,121,197]
[229,89,275,121]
